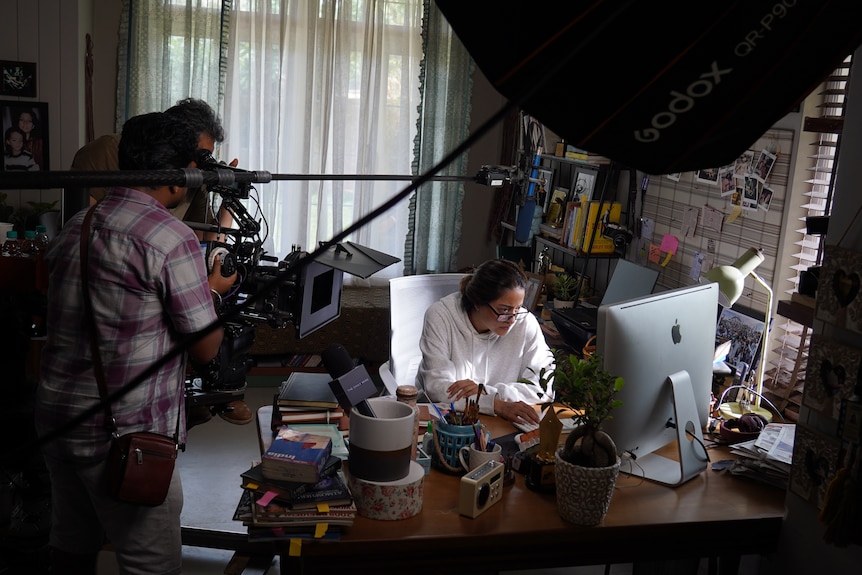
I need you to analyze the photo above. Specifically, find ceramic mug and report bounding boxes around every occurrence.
[458,442,503,472]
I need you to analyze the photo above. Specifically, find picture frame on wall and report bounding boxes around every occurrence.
[1,100,48,171]
[571,165,599,201]
[0,60,37,97]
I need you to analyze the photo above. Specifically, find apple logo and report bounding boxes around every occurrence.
[671,320,682,344]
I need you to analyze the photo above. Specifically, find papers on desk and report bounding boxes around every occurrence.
[728,423,795,489]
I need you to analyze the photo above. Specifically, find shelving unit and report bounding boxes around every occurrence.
[499,150,622,298]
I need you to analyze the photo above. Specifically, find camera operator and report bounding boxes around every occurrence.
[71,98,251,426]
[37,111,224,575]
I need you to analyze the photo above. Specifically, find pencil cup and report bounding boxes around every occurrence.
[459,442,503,472]
[349,398,415,482]
[430,421,475,473]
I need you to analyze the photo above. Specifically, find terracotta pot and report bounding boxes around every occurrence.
[554,449,620,526]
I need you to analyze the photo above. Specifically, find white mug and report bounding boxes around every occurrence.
[459,442,503,472]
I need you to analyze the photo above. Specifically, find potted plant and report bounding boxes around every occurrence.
[526,349,624,525]
[551,272,578,308]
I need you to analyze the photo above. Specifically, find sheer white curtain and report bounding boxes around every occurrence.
[223,0,423,284]
[116,0,229,129]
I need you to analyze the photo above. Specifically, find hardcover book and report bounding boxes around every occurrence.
[270,395,347,432]
[241,456,342,500]
[261,428,333,483]
[277,371,339,409]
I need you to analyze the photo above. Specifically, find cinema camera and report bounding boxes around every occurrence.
[188,151,399,393]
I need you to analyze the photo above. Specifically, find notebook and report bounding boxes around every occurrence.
[551,259,660,343]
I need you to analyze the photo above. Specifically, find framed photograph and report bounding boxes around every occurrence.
[2,100,49,171]
[532,167,554,213]
[523,272,545,312]
[546,186,569,226]
[571,165,599,201]
[715,305,766,384]
[0,60,36,97]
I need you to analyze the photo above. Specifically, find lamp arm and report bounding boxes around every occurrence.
[749,271,773,409]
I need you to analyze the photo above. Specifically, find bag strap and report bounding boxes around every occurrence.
[80,206,180,443]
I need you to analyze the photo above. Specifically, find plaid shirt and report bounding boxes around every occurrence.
[36,187,218,461]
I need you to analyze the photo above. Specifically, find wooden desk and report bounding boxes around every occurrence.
[184,406,786,574]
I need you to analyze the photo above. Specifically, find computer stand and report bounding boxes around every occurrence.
[632,370,708,487]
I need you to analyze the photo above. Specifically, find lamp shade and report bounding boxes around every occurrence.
[703,248,765,307]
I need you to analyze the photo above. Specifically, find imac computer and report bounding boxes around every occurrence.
[596,283,718,486]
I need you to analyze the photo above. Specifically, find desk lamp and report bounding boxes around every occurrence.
[703,247,774,422]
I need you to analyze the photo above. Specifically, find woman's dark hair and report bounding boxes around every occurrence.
[118,112,200,171]
[459,259,528,314]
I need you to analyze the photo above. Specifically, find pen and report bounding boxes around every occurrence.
[430,402,446,421]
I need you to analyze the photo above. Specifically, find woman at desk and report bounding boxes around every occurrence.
[416,259,553,425]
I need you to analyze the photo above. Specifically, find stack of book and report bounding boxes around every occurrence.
[235,459,356,541]
[728,423,795,489]
[235,426,357,541]
[271,371,348,433]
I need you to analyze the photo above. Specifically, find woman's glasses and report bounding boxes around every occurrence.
[486,303,529,322]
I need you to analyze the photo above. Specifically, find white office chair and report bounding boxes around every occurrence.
[378,273,465,397]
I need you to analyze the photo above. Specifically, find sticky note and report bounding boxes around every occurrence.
[660,234,679,254]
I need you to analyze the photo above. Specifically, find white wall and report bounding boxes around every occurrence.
[0,0,98,211]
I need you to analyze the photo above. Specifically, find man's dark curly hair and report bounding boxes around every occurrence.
[164,98,226,143]
[118,112,200,171]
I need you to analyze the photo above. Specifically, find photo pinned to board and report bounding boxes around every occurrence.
[734,150,755,176]
[695,167,719,185]
[758,186,774,212]
[754,149,777,181]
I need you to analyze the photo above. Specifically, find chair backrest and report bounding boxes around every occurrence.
[387,273,464,392]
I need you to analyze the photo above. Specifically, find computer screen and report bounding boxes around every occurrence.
[599,259,660,305]
[596,283,718,486]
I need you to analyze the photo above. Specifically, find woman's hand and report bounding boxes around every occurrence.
[446,379,482,402]
[494,399,541,426]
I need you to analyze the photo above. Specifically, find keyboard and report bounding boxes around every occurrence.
[512,420,539,433]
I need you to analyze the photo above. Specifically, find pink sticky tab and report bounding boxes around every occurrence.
[660,234,678,254]
[256,490,278,506]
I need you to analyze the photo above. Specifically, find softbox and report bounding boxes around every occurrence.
[435,1,862,174]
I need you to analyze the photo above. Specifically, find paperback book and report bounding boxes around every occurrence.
[261,427,333,483]
[248,495,357,527]
[277,470,352,510]
[284,423,349,460]
[241,456,342,500]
